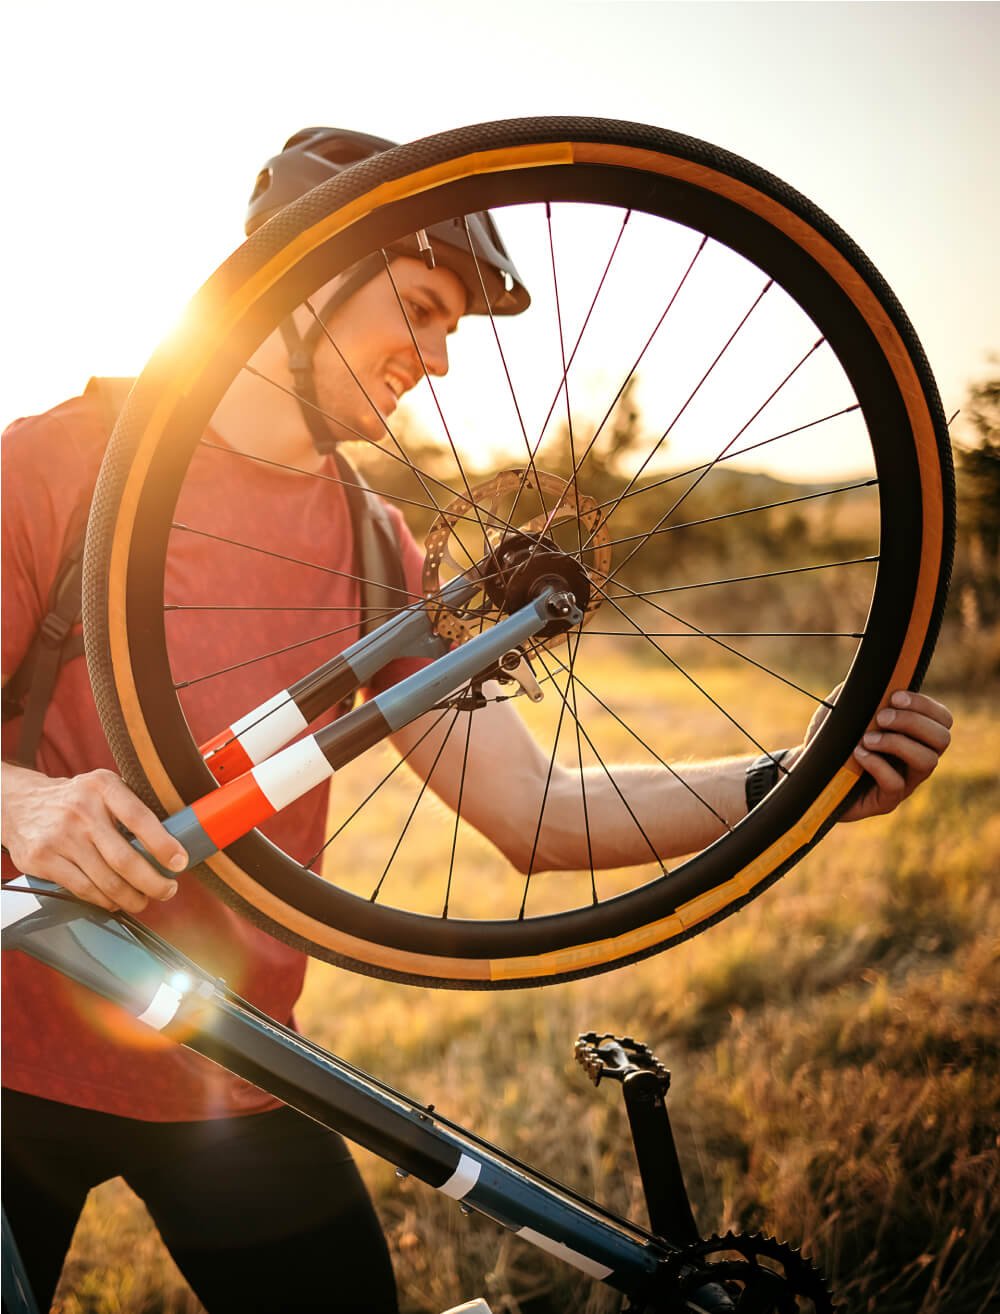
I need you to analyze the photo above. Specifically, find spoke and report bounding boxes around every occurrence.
[535,645,651,897]
[179,600,429,746]
[592,589,802,765]
[568,665,598,905]
[170,545,513,708]
[546,202,584,561]
[299,299,479,558]
[173,518,531,617]
[519,628,584,916]
[169,520,412,593]
[547,623,597,901]
[166,603,381,613]
[590,572,837,706]
[242,362,376,448]
[300,299,400,447]
[171,522,421,599]
[539,645,733,831]
[557,234,711,502]
[171,520,509,699]
[199,437,519,540]
[508,221,708,595]
[530,208,633,463]
[581,271,772,533]
[530,199,601,909]
[244,349,476,579]
[461,215,549,521]
[172,618,379,690]
[369,707,465,904]
[499,205,635,554]
[380,254,497,563]
[305,707,453,869]
[596,332,827,576]
[592,403,863,518]
[579,629,864,638]
[599,555,879,603]
[594,477,878,553]
[442,707,477,919]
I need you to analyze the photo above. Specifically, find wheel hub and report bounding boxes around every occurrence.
[422,468,610,648]
[483,531,592,637]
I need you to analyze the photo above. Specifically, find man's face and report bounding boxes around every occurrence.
[311,256,468,441]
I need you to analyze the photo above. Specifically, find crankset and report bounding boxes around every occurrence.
[576,1036,835,1313]
[655,1232,835,1313]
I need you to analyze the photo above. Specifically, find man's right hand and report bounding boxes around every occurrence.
[1,764,187,913]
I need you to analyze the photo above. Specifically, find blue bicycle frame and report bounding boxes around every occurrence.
[2,567,706,1312]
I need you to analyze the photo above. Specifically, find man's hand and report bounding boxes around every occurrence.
[1,764,187,913]
[804,689,953,824]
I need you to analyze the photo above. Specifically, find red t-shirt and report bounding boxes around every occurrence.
[2,388,425,1120]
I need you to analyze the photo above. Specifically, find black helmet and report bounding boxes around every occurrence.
[247,126,530,318]
[246,127,530,453]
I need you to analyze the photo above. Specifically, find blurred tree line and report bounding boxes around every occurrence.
[950,374,1000,663]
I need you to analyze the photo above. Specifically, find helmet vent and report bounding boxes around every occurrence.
[249,168,272,204]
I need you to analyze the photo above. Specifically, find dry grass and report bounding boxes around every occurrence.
[53,686,999,1313]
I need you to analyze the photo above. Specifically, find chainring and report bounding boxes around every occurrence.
[654,1231,836,1313]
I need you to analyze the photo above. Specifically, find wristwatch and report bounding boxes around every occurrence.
[745,748,791,812]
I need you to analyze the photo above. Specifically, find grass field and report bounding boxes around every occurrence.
[50,664,999,1314]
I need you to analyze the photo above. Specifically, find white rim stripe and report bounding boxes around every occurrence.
[515,1227,614,1280]
[439,1153,482,1200]
[136,982,184,1030]
[253,737,334,812]
[231,689,309,765]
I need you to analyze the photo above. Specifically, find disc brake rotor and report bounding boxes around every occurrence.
[422,468,610,649]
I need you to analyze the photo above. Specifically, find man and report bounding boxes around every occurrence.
[2,128,953,1313]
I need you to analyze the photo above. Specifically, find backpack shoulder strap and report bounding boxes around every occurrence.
[2,378,134,765]
[3,536,86,765]
[331,449,409,637]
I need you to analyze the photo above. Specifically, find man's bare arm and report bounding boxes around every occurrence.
[391,687,747,873]
[390,687,954,872]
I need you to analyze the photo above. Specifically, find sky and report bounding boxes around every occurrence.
[3,0,997,462]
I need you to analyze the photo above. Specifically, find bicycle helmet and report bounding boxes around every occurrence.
[247,127,531,451]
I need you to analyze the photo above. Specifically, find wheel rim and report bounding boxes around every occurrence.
[88,121,952,985]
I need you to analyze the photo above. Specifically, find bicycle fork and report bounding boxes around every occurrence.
[142,584,581,873]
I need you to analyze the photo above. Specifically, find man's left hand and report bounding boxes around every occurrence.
[832,690,953,823]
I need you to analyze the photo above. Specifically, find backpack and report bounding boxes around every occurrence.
[1,378,408,767]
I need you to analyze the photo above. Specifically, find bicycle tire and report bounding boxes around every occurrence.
[84,117,954,988]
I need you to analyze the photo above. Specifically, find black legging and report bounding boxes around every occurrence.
[2,1089,398,1314]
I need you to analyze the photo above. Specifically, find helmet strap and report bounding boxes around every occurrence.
[279,252,388,455]
[278,318,341,455]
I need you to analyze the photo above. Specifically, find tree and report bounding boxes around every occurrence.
[956,375,1000,563]
[952,373,1000,637]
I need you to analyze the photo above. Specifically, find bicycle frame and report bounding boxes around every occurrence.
[2,882,684,1309]
[1,566,699,1310]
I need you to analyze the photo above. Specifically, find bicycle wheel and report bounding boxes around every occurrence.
[84,117,954,988]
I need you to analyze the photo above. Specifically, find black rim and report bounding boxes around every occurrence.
[96,121,949,969]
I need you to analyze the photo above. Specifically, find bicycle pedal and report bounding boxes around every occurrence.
[574,1032,670,1089]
